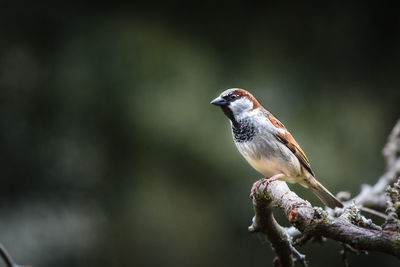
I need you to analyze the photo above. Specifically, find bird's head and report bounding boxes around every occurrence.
[210,88,261,123]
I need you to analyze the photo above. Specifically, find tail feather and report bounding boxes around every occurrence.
[305,176,343,209]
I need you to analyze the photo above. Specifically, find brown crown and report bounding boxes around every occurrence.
[233,89,262,109]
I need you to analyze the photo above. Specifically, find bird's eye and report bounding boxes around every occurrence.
[230,94,239,100]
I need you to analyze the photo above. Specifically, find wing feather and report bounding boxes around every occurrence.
[267,114,315,176]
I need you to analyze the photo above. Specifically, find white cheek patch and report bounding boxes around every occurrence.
[230,98,254,115]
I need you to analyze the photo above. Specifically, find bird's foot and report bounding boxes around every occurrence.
[250,173,285,198]
[267,173,285,183]
[250,178,267,198]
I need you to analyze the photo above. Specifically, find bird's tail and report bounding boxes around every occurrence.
[305,175,343,209]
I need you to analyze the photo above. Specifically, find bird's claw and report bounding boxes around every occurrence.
[250,174,285,198]
[250,177,269,198]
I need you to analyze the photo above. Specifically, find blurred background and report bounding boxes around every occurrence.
[0,1,399,266]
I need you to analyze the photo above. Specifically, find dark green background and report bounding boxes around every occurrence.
[0,2,399,266]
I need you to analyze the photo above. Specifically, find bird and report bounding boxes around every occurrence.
[211,88,343,209]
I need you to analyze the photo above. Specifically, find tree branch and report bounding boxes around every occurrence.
[0,243,25,267]
[250,179,400,257]
[249,119,400,266]
[249,178,295,267]
[351,119,400,210]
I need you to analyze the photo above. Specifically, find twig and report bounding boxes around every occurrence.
[289,245,308,267]
[350,119,400,210]
[0,243,24,267]
[383,177,400,231]
[340,243,368,267]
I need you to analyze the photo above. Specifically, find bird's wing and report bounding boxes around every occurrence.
[267,113,315,176]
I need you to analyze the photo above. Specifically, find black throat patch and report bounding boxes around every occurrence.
[232,118,256,143]
[220,105,236,125]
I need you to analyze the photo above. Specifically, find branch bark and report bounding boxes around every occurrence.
[249,180,294,267]
[251,179,400,257]
[249,119,400,266]
[249,178,308,267]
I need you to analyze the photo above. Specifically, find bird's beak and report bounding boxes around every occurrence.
[210,96,228,106]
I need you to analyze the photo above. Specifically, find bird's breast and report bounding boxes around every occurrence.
[244,155,286,178]
[234,134,302,179]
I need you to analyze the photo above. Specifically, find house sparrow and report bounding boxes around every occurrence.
[211,88,343,209]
